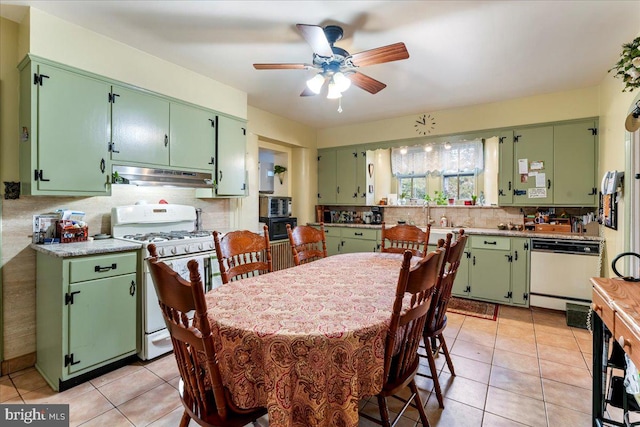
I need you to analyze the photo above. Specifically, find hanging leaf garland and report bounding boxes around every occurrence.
[609,36,640,92]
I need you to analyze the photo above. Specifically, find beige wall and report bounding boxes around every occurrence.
[0,17,20,183]
[318,87,600,148]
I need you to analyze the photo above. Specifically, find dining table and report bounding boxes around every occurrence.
[204,251,414,427]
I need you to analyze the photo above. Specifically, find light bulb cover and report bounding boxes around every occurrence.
[306,74,325,94]
[333,72,351,92]
[327,82,342,99]
[444,142,452,150]
[425,145,433,152]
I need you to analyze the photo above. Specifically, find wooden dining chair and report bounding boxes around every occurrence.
[360,248,445,427]
[213,225,273,284]
[380,222,431,257]
[286,223,327,266]
[146,244,268,427]
[419,229,469,408]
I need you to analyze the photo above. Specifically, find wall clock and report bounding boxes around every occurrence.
[414,113,436,135]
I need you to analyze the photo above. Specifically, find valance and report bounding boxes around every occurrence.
[391,140,484,176]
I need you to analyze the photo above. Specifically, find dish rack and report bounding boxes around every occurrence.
[57,220,88,243]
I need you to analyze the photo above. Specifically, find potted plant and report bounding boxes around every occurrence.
[273,165,287,184]
[471,194,478,205]
[399,191,410,205]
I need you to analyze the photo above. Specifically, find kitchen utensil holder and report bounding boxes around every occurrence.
[57,221,88,243]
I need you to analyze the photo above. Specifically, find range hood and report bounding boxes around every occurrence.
[112,165,213,188]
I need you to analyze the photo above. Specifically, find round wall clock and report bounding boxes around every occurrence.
[414,113,436,135]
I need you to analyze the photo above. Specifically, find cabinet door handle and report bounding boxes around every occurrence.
[164,134,169,147]
[219,170,223,182]
[547,179,551,189]
[337,186,340,194]
[472,256,476,265]
[129,281,136,296]
[100,158,106,174]
[508,181,512,191]
[514,250,518,261]
[94,263,117,272]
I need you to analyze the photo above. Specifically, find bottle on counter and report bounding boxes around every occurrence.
[440,214,448,228]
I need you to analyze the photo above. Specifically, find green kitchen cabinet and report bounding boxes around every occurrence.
[315,226,379,255]
[215,115,247,196]
[110,85,170,166]
[317,149,338,204]
[322,227,342,256]
[497,130,514,206]
[169,102,216,171]
[336,149,360,204]
[452,246,471,297]
[553,120,598,206]
[19,57,111,196]
[466,236,530,306]
[512,126,554,205]
[510,238,530,305]
[36,251,138,391]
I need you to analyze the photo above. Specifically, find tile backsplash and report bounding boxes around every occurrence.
[383,205,524,229]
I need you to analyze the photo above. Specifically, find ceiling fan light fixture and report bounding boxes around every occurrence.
[425,145,433,152]
[326,82,342,99]
[333,72,351,92]
[444,142,452,150]
[306,74,325,94]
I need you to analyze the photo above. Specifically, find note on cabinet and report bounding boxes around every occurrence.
[518,159,528,174]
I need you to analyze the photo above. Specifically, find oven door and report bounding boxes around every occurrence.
[142,252,211,359]
[267,217,297,241]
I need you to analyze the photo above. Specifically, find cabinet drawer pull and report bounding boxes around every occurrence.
[164,134,169,147]
[100,158,106,174]
[129,280,136,296]
[94,263,117,272]
[354,232,363,236]
[484,241,497,245]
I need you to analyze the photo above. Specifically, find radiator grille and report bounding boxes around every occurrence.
[271,240,295,271]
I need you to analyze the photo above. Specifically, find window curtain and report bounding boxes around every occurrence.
[391,140,484,176]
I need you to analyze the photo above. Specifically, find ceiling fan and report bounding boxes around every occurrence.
[253,24,409,98]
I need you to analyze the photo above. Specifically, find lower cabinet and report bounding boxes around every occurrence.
[452,235,529,306]
[36,251,138,391]
[317,226,379,255]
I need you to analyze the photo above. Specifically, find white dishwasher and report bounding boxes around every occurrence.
[529,238,601,311]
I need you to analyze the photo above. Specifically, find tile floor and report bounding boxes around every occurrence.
[0,305,613,426]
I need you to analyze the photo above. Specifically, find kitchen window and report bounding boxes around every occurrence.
[392,139,483,200]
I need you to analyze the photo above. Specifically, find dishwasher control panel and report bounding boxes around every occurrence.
[531,239,600,255]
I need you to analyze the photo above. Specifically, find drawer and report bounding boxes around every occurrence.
[321,227,341,237]
[615,312,640,370]
[592,288,615,334]
[342,228,378,241]
[69,252,137,283]
[535,224,571,233]
[471,236,511,250]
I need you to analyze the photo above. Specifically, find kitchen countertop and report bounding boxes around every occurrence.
[31,239,143,258]
[308,223,603,241]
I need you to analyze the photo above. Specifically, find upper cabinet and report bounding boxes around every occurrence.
[553,120,598,206]
[215,115,247,196]
[19,59,111,196]
[169,103,216,171]
[498,119,597,207]
[317,148,373,206]
[19,55,245,197]
[110,85,170,166]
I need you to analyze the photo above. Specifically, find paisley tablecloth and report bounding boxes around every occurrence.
[204,252,409,427]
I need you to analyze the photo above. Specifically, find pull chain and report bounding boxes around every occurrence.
[337,97,343,113]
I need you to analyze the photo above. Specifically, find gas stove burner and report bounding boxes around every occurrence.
[122,230,211,243]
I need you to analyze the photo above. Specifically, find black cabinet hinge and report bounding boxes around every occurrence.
[317,193,321,198]
[64,353,81,367]
[523,293,529,301]
[317,156,321,161]
[524,242,529,251]
[465,251,471,259]
[499,136,506,144]
[513,135,521,143]
[242,128,246,135]
[464,285,471,293]
[352,152,357,158]
[635,173,640,180]
[65,291,81,305]
[34,169,50,182]
[209,119,215,128]
[33,73,49,86]
[108,92,120,103]
[588,127,598,136]
[504,291,513,299]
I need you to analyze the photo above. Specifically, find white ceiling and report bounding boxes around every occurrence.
[2,1,639,129]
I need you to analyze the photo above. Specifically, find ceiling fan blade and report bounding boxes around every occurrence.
[347,72,387,94]
[296,24,334,57]
[253,63,309,70]
[300,87,318,97]
[350,42,409,67]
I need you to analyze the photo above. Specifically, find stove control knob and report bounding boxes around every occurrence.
[207,242,214,250]
[170,247,177,255]
[197,243,204,251]
[158,247,165,257]
[183,245,191,254]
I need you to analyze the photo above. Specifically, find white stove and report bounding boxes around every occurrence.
[111,204,221,360]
